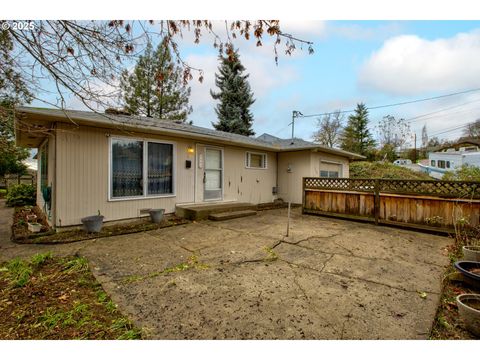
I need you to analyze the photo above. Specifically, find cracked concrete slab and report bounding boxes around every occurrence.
[0,205,452,339]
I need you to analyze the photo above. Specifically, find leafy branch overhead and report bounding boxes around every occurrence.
[0,20,314,113]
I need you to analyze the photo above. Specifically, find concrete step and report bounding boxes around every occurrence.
[176,202,256,220]
[208,210,257,221]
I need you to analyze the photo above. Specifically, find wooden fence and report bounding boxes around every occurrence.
[302,177,480,233]
[1,174,36,190]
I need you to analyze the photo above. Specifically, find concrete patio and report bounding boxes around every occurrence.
[0,203,452,339]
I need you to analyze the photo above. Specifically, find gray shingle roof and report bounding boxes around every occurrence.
[15,107,364,159]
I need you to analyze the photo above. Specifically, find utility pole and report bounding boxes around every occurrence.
[413,132,417,163]
[291,110,303,144]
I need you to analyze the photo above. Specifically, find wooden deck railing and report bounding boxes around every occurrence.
[302,177,480,233]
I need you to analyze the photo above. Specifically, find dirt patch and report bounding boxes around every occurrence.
[0,253,142,339]
[430,244,479,340]
[13,214,189,244]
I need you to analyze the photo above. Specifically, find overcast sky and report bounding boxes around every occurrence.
[32,20,480,146]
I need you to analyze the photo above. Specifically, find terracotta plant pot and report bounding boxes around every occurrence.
[149,209,165,224]
[456,294,480,337]
[463,246,480,262]
[81,215,104,233]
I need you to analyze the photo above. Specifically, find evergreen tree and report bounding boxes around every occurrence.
[210,50,255,136]
[120,41,192,122]
[340,103,376,156]
[0,98,28,178]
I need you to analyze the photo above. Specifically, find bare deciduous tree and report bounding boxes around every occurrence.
[376,115,411,150]
[463,119,480,138]
[1,20,314,113]
[313,110,344,148]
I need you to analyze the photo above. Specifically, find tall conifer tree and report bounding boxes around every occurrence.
[120,41,192,121]
[340,103,376,156]
[210,50,255,136]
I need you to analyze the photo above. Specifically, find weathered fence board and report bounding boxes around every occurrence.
[303,177,480,233]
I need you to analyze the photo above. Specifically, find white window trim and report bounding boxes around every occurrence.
[320,160,343,178]
[245,151,268,170]
[108,136,177,201]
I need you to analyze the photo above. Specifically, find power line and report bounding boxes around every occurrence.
[429,124,469,137]
[298,87,480,119]
[404,97,480,124]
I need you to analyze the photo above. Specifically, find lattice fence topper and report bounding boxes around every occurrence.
[304,177,376,192]
[304,177,480,199]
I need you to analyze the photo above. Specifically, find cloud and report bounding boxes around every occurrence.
[278,20,327,38]
[359,30,480,95]
[327,22,404,41]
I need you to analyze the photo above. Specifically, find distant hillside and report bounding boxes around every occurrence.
[350,161,432,180]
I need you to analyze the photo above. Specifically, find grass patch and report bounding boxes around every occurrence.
[263,247,279,262]
[123,255,209,283]
[4,258,33,288]
[0,254,142,340]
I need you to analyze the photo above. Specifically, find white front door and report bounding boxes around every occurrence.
[204,147,223,201]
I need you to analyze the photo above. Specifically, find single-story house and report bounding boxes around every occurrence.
[419,139,480,179]
[15,107,363,229]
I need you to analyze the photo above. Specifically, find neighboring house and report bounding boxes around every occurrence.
[419,139,480,179]
[15,107,363,229]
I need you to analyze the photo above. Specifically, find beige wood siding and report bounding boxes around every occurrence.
[311,152,350,178]
[223,146,276,204]
[194,143,277,204]
[55,124,195,226]
[277,150,311,204]
[278,150,351,204]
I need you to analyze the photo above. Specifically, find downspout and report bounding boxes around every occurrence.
[275,151,279,200]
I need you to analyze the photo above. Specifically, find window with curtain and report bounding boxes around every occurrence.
[110,138,174,199]
[148,142,173,195]
[111,139,144,198]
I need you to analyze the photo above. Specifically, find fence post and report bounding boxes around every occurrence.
[374,179,380,225]
[302,177,306,214]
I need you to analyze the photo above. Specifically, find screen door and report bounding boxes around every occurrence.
[204,147,223,201]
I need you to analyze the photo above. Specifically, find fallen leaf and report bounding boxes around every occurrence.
[58,294,68,301]
[418,291,427,299]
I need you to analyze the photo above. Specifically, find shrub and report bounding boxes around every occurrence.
[6,184,36,207]
[443,164,480,182]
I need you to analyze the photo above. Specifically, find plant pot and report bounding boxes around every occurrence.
[149,209,165,224]
[456,294,480,337]
[81,215,104,233]
[454,261,480,289]
[27,223,42,233]
[463,246,480,262]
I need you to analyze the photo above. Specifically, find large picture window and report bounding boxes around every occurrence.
[110,138,174,199]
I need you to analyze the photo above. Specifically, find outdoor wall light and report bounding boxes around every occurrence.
[187,146,194,154]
